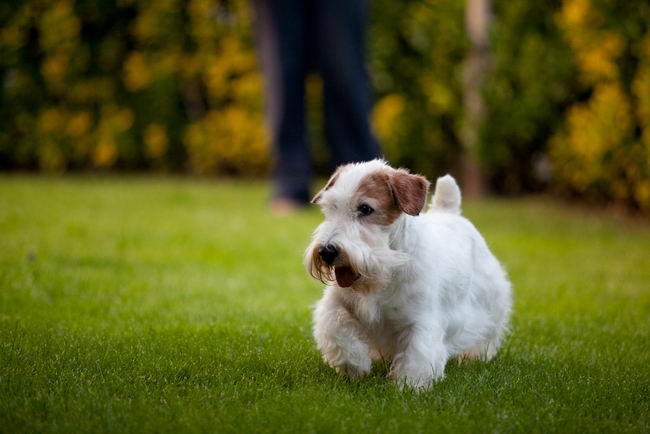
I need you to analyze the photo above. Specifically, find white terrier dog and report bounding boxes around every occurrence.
[304,160,512,389]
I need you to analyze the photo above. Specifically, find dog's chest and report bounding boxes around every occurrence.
[351,290,414,331]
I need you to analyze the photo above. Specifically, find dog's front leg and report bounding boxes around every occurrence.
[313,289,372,379]
[389,324,448,390]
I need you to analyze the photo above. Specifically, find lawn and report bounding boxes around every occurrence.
[1,176,649,433]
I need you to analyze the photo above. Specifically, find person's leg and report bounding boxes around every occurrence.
[314,0,381,168]
[252,0,311,204]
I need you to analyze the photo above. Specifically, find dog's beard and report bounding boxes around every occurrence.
[304,242,409,293]
[305,246,334,285]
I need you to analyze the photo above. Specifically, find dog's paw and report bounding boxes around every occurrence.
[334,361,371,380]
[389,369,438,391]
[389,355,444,391]
[331,351,372,379]
[321,343,372,380]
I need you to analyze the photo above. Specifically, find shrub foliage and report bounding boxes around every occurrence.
[1,0,649,210]
[0,0,266,174]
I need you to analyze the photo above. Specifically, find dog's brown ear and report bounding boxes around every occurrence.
[311,165,347,204]
[388,170,430,216]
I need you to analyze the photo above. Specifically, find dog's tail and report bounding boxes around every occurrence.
[430,174,461,214]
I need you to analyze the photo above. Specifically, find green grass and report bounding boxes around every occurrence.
[1,176,649,433]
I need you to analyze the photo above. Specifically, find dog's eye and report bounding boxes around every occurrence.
[357,204,374,216]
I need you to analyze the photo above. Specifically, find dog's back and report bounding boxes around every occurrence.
[421,174,512,361]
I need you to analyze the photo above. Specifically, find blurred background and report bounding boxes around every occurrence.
[1,0,649,213]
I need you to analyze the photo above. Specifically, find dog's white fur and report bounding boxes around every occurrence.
[304,160,512,389]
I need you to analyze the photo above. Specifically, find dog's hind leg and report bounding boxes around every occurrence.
[458,345,483,363]
[460,334,503,363]
[481,333,504,361]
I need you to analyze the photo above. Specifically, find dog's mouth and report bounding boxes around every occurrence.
[334,266,359,288]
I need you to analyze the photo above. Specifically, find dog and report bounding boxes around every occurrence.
[304,160,512,389]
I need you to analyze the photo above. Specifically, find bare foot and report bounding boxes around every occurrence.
[270,198,303,216]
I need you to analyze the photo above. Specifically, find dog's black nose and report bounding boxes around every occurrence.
[318,244,338,265]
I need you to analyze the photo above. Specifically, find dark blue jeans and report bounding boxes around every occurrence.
[253,0,381,203]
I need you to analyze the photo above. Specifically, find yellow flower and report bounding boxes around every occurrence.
[373,93,406,143]
[1,26,23,49]
[115,108,134,131]
[557,0,622,85]
[550,83,632,188]
[123,52,151,92]
[40,108,65,133]
[66,112,92,137]
[39,0,80,50]
[635,181,650,210]
[559,0,590,27]
[94,137,118,167]
[144,124,168,158]
[41,53,69,85]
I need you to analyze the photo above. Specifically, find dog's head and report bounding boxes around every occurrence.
[304,160,430,292]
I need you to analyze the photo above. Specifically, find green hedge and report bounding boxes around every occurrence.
[482,0,650,211]
[0,0,266,174]
[1,0,649,210]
